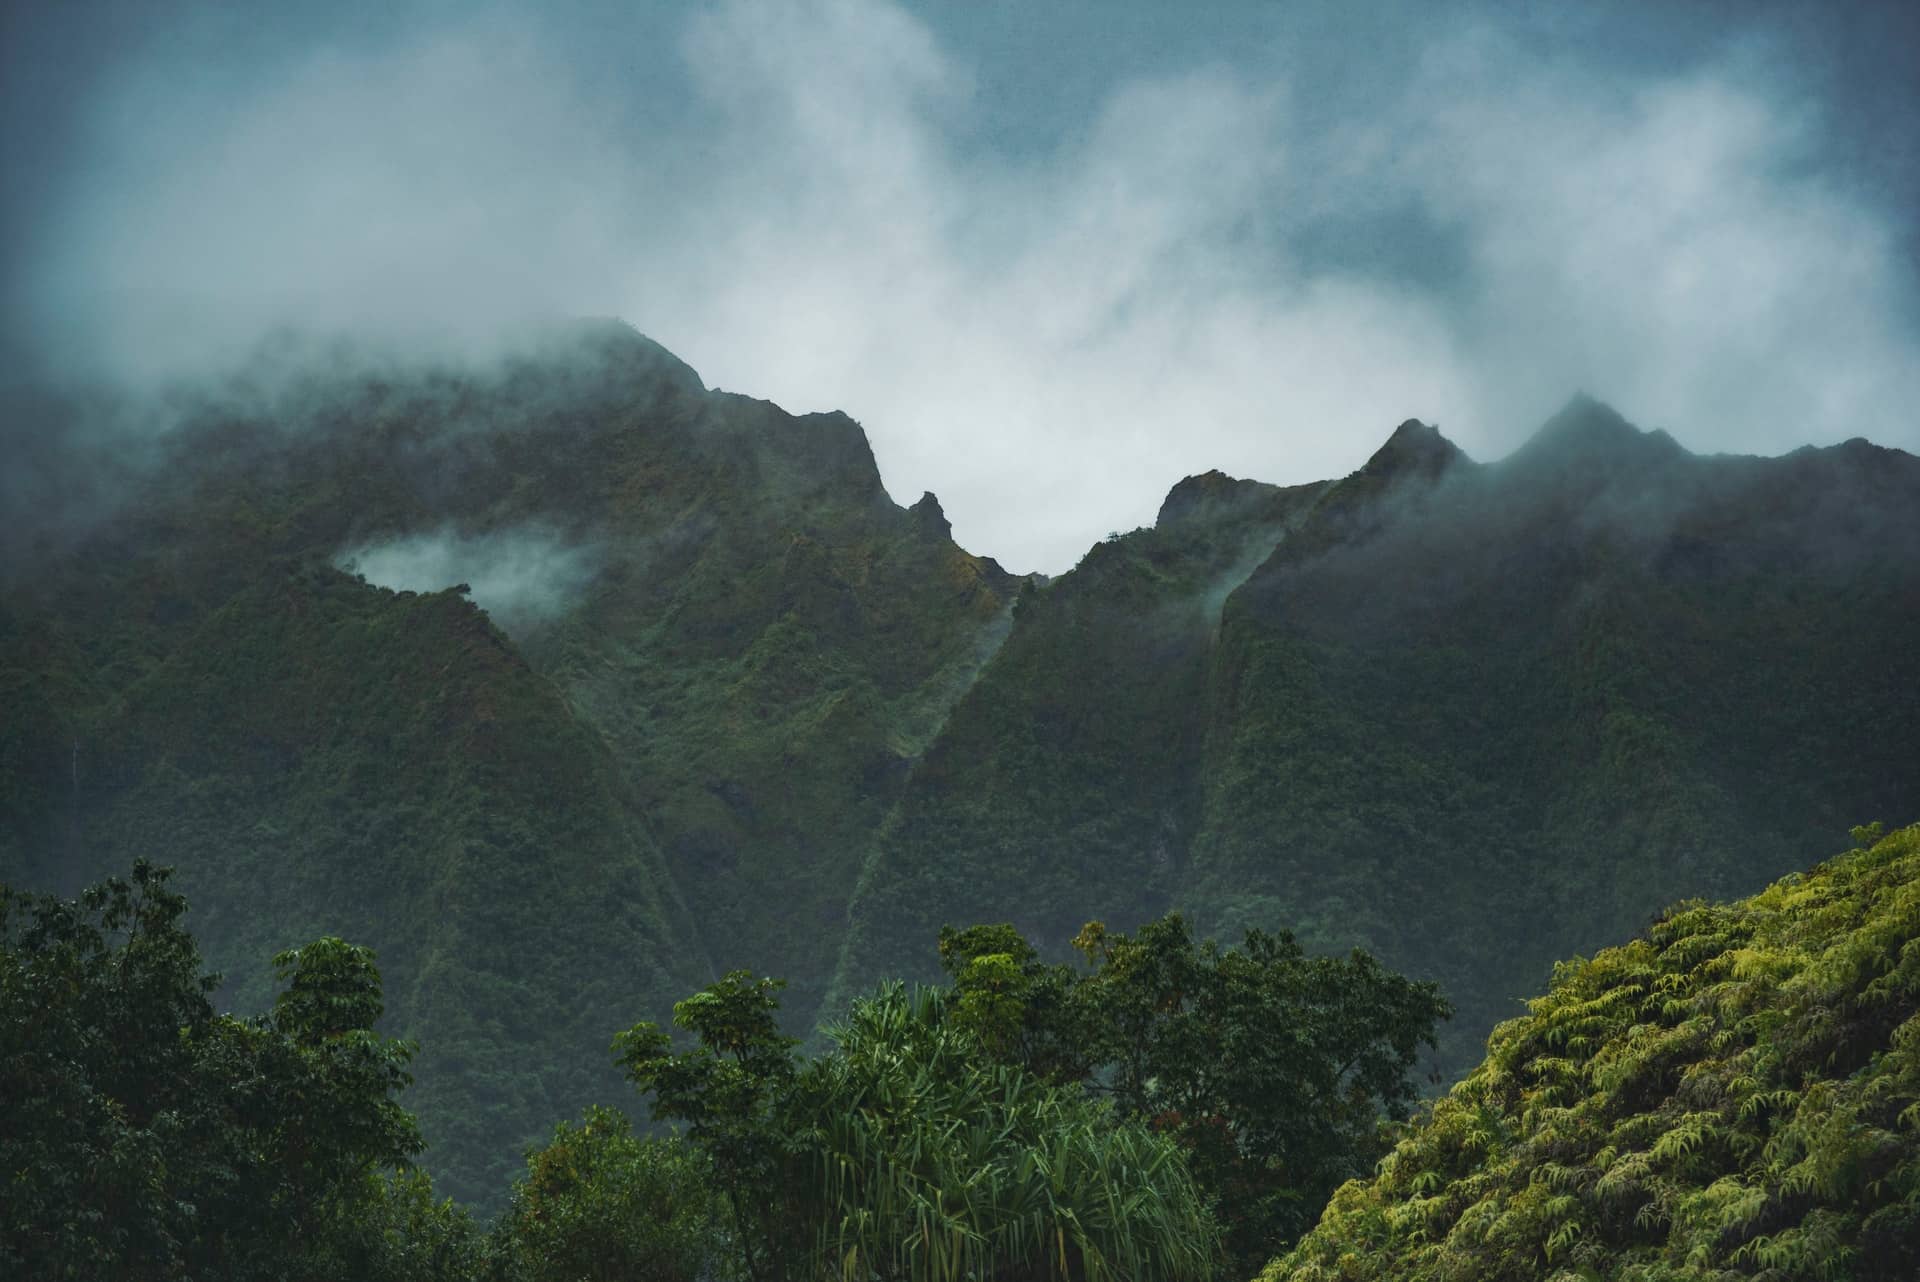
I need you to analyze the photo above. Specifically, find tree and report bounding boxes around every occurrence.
[0,862,470,1281]
[944,913,1451,1274]
[1,861,215,1278]
[487,1107,732,1282]
[614,970,799,1282]
[937,922,1091,1080]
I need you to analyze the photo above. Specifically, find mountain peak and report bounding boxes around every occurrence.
[512,316,708,397]
[1518,394,1686,467]
[1156,469,1281,527]
[908,490,952,540]
[1359,419,1464,483]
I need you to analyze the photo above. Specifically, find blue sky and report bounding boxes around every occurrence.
[5,0,1917,571]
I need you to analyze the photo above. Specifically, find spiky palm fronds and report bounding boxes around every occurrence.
[798,984,1220,1282]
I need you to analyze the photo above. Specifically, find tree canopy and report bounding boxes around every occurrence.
[940,913,1451,1273]
[0,862,474,1281]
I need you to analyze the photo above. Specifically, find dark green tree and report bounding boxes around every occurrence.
[614,970,799,1282]
[487,1107,733,1282]
[944,913,1451,1274]
[0,862,473,1281]
[1,861,215,1278]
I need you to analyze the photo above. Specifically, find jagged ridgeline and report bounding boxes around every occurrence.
[1268,822,1920,1282]
[834,399,1920,1074]
[0,320,1018,1206]
[4,317,1917,1210]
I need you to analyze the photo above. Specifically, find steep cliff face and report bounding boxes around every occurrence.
[0,320,1019,1204]
[1186,401,1920,1069]
[828,467,1330,1010]
[838,399,1920,1079]
[526,380,1020,1027]
[6,329,1916,1209]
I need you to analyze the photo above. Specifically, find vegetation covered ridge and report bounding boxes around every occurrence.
[0,319,1023,1206]
[1266,821,1920,1282]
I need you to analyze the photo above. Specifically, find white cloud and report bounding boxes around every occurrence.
[338,526,600,631]
[25,0,1920,572]
[1395,32,1920,457]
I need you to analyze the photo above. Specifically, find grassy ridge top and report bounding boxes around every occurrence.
[1268,822,1920,1282]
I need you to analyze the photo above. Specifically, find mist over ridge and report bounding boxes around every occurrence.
[7,306,1916,605]
[6,0,1920,573]
[337,525,605,633]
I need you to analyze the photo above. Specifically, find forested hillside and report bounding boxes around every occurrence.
[840,398,1920,1075]
[1269,821,1920,1282]
[3,322,1916,1206]
[826,465,1330,1015]
[0,321,1017,1203]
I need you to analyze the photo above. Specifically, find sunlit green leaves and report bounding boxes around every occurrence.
[1269,823,1920,1282]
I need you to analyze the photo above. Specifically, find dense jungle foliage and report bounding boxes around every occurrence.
[4,323,1917,1206]
[2,864,1443,1280]
[11,827,1917,1280]
[1269,822,1920,1282]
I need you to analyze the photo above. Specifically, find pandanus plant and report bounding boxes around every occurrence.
[798,983,1221,1282]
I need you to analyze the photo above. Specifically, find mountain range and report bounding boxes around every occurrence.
[3,319,1915,1206]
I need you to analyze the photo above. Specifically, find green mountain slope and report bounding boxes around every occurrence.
[829,467,1330,1009]
[1187,399,1920,1070]
[1268,821,1920,1282]
[527,398,1016,1027]
[0,320,1016,1204]
[838,399,1920,1079]
[2,558,706,1206]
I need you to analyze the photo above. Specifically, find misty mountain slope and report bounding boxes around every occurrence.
[833,399,1919,1084]
[6,324,1916,1210]
[828,467,1333,1007]
[0,551,710,1208]
[525,390,1019,1025]
[1186,397,1920,1071]
[0,319,1019,1204]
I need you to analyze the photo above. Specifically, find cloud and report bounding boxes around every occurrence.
[338,525,601,632]
[14,0,1920,572]
[630,3,1475,569]
[1391,29,1920,459]
[24,9,639,379]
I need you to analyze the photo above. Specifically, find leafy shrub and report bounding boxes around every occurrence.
[1269,823,1920,1282]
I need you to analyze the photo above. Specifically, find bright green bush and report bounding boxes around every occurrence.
[802,983,1221,1282]
[1268,822,1920,1282]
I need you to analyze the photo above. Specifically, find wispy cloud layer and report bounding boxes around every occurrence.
[338,526,601,632]
[14,0,1919,571]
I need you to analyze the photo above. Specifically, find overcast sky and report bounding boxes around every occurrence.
[4,0,1918,572]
